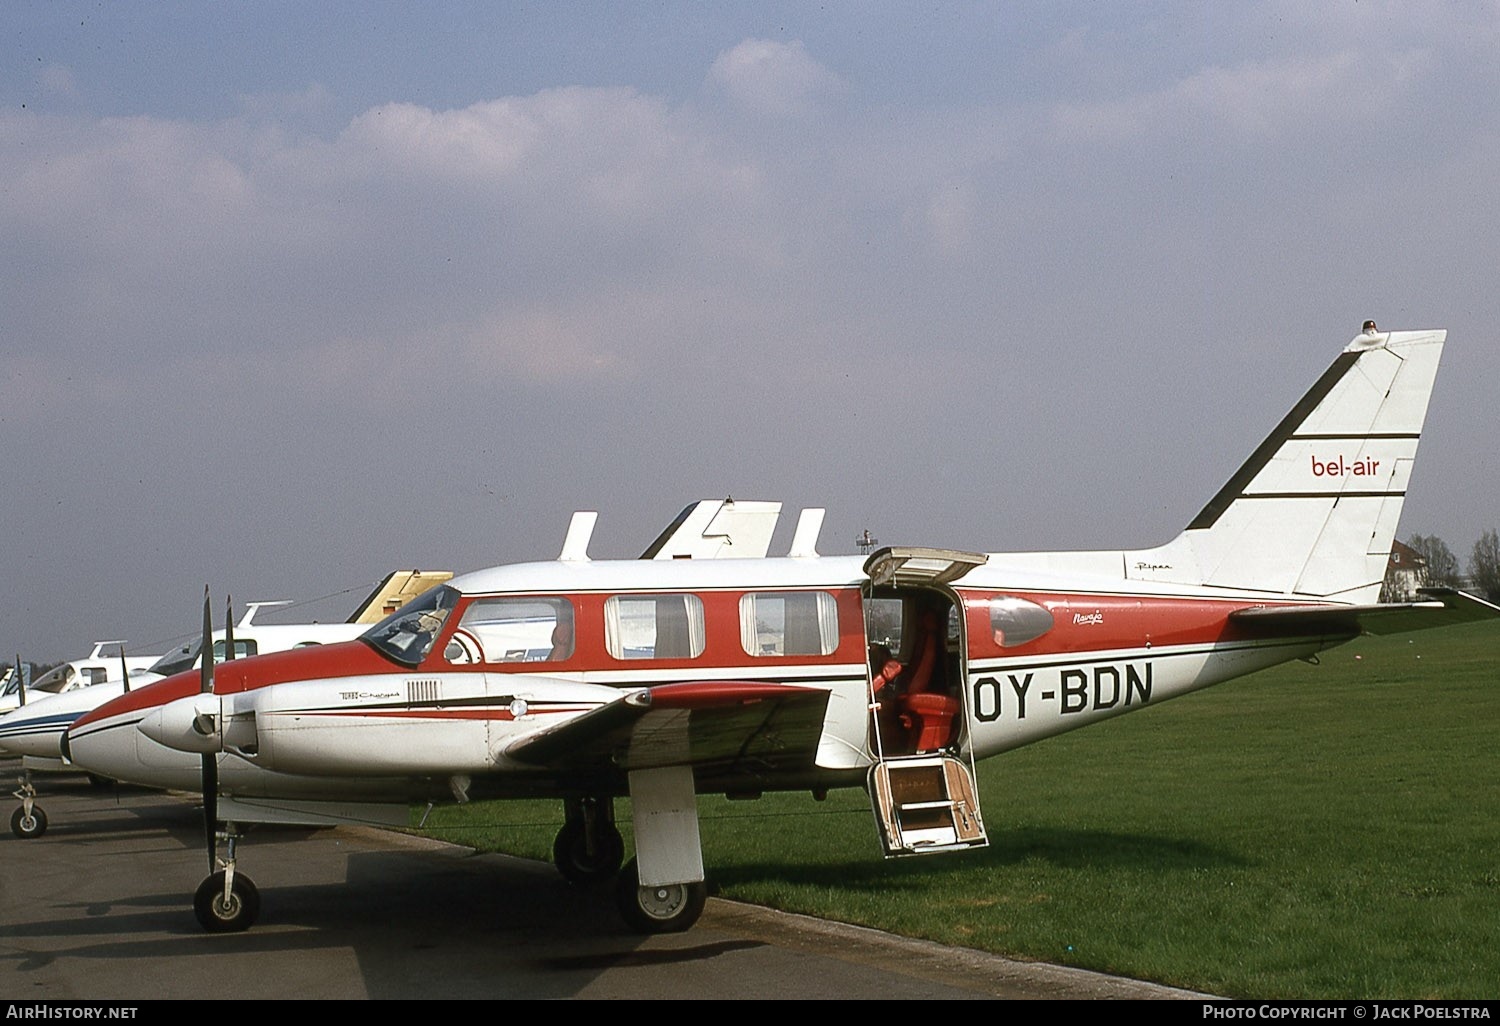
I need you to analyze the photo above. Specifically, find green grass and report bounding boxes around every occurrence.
[415,622,1500,998]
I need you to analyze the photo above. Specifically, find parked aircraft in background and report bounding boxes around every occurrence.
[66,327,1498,935]
[1,643,160,716]
[4,572,451,838]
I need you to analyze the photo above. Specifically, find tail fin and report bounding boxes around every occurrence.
[347,570,456,623]
[1129,327,1445,602]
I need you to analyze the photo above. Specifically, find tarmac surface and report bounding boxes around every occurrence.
[1,768,1206,1000]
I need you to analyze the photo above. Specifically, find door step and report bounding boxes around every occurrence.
[869,754,987,856]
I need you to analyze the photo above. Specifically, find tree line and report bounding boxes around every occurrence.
[1389,530,1500,603]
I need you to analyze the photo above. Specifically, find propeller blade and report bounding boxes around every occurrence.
[200,587,214,694]
[13,654,23,708]
[202,752,218,873]
[224,595,235,662]
[199,586,218,873]
[119,644,131,694]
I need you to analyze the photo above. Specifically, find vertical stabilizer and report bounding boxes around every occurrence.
[347,571,456,623]
[1128,328,1445,601]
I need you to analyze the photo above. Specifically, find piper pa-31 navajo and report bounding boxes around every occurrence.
[65,326,1499,935]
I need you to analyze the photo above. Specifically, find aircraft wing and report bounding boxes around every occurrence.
[1229,587,1500,637]
[505,681,831,776]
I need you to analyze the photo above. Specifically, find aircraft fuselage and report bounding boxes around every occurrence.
[66,554,1346,805]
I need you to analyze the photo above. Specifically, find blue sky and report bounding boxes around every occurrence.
[4,1,1499,659]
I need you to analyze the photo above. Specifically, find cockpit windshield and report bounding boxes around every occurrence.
[148,641,202,678]
[360,585,458,667]
[27,664,77,695]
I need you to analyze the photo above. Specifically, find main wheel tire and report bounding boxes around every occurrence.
[193,871,260,933]
[10,805,47,839]
[553,818,625,886]
[615,857,706,934]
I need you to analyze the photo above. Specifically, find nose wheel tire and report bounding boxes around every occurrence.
[11,805,47,839]
[193,871,260,933]
[553,818,625,885]
[615,858,706,934]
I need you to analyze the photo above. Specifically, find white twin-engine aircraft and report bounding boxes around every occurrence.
[64,326,1498,935]
[0,643,161,715]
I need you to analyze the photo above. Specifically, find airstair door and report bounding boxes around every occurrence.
[862,548,990,857]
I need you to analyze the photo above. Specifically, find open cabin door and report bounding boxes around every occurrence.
[862,547,990,857]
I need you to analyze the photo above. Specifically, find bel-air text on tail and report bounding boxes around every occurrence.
[64,325,1499,935]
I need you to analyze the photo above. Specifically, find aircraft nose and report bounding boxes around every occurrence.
[64,719,137,781]
[0,707,26,755]
[0,709,66,759]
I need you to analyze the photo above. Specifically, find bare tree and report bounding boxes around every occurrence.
[1470,529,1500,603]
[1406,534,1461,587]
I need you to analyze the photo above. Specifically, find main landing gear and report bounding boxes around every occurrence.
[552,797,625,885]
[550,796,705,934]
[615,858,706,934]
[10,773,47,839]
[193,826,259,933]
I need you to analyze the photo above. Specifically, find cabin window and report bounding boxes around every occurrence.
[988,597,1054,647]
[446,597,576,664]
[212,639,259,661]
[81,667,107,686]
[740,591,839,656]
[604,594,705,660]
[864,596,904,651]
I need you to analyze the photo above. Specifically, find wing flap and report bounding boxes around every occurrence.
[1229,587,1500,637]
[505,681,831,775]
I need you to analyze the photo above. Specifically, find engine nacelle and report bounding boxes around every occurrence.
[240,673,617,777]
[138,693,221,754]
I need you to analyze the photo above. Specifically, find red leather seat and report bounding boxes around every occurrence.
[896,611,960,752]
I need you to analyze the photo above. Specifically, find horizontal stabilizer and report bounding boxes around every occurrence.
[1229,587,1500,638]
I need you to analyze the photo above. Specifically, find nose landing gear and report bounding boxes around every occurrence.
[10,774,47,839]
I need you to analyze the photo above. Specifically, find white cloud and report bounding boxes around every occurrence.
[0,84,791,402]
[339,95,543,182]
[707,39,845,118]
[1049,48,1434,147]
